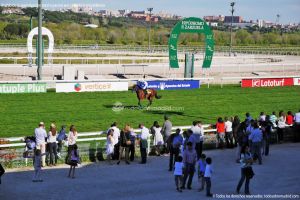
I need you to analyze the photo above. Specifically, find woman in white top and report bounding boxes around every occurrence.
[67,125,78,159]
[48,124,58,166]
[106,129,115,164]
[277,111,286,143]
[151,121,163,156]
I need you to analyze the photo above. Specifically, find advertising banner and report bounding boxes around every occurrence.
[147,80,200,90]
[0,83,47,93]
[56,82,128,93]
[241,78,294,88]
[293,78,300,86]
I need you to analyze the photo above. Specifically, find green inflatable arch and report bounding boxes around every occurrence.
[168,17,214,69]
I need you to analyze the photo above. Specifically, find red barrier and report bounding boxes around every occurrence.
[242,78,294,88]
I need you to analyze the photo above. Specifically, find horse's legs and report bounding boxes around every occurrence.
[138,99,144,108]
[147,97,153,107]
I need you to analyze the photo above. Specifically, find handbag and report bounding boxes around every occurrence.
[244,166,255,179]
[126,140,132,145]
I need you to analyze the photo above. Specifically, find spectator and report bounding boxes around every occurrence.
[117,124,131,165]
[246,119,255,149]
[0,163,5,184]
[258,112,266,123]
[270,111,278,128]
[277,111,286,143]
[129,129,136,162]
[232,116,240,147]
[236,145,253,195]
[187,129,197,150]
[204,157,213,197]
[57,125,67,158]
[29,149,47,182]
[68,144,80,179]
[294,109,300,142]
[261,115,272,156]
[110,122,120,160]
[216,117,225,149]
[48,124,58,166]
[225,117,233,148]
[245,113,252,126]
[197,154,206,192]
[249,121,263,165]
[139,124,150,164]
[161,115,172,154]
[151,121,163,156]
[182,131,188,153]
[182,141,197,190]
[286,111,294,125]
[236,122,247,163]
[191,121,204,159]
[106,129,114,165]
[174,156,184,193]
[169,129,183,171]
[68,125,78,150]
[34,122,47,167]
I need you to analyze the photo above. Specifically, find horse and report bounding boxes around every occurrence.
[132,84,162,107]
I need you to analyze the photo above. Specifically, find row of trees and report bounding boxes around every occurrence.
[1,21,299,46]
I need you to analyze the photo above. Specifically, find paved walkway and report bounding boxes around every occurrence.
[1,143,300,200]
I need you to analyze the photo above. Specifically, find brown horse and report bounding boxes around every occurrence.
[132,85,161,107]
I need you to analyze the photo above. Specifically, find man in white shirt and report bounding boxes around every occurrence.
[110,122,120,160]
[139,124,150,164]
[190,121,204,159]
[225,117,233,148]
[34,122,47,167]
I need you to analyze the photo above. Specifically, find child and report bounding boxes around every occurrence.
[29,149,46,182]
[174,156,184,192]
[204,157,213,197]
[198,154,206,191]
[106,129,115,165]
[68,144,80,179]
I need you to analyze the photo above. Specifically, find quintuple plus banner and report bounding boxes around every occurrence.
[0,83,47,93]
[56,82,128,93]
[147,80,200,90]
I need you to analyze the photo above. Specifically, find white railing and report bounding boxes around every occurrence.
[0,125,216,149]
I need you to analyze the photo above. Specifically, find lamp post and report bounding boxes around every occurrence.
[147,7,153,52]
[37,0,43,80]
[229,2,235,56]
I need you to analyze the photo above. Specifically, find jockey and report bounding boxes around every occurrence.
[137,80,149,94]
[137,80,148,90]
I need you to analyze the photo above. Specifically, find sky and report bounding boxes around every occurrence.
[1,0,299,24]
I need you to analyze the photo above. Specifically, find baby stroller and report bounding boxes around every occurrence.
[23,136,36,158]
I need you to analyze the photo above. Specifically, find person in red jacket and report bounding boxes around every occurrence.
[286,111,294,125]
[216,117,225,149]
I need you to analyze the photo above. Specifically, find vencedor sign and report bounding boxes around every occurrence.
[0,83,47,93]
[56,82,128,93]
[169,17,214,69]
[242,78,294,88]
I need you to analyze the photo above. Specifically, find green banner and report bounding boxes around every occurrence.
[0,83,47,94]
[169,17,214,68]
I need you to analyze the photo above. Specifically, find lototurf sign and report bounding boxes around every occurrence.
[0,83,47,93]
[241,78,294,88]
[147,80,200,90]
[56,82,128,93]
